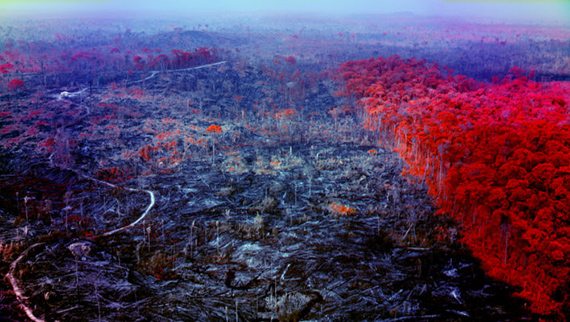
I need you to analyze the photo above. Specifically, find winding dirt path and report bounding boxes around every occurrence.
[128,60,227,85]
[100,188,155,236]
[79,176,156,237]
[6,243,46,322]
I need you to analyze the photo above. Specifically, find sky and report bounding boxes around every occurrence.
[0,0,569,24]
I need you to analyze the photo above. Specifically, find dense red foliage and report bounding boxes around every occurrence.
[339,56,570,317]
[7,78,24,90]
[0,63,14,74]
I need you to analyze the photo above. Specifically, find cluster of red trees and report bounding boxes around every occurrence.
[2,37,223,83]
[338,55,570,317]
[139,129,183,170]
[0,63,14,74]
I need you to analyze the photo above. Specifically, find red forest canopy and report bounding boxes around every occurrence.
[338,55,570,317]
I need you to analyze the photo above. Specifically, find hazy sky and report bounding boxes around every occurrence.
[1,0,569,24]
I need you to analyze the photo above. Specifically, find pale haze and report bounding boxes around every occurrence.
[1,0,569,24]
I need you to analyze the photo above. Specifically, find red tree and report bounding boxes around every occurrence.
[8,78,24,90]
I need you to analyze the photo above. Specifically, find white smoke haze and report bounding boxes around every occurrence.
[1,0,568,24]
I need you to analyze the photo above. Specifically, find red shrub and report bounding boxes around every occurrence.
[206,125,222,133]
[7,78,24,90]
